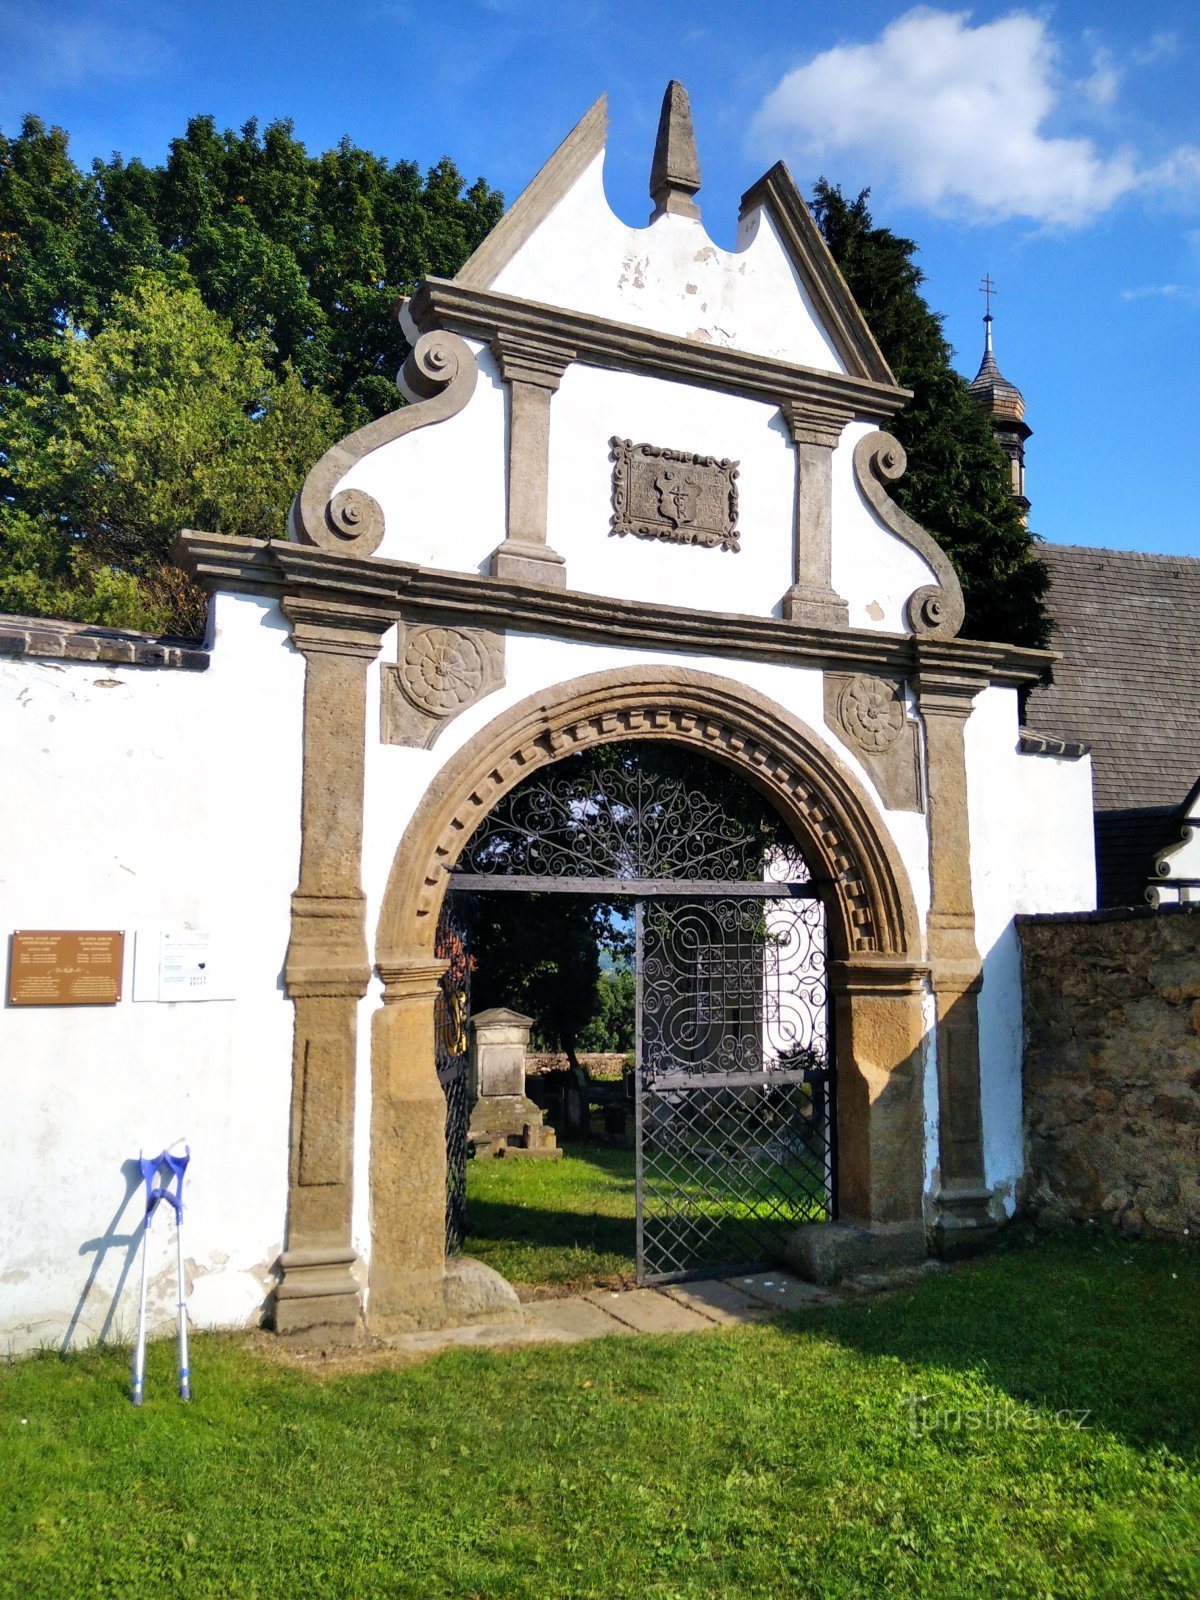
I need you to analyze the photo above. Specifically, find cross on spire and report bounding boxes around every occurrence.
[979,273,997,318]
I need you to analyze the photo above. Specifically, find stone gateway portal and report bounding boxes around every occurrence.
[0,84,1096,1354]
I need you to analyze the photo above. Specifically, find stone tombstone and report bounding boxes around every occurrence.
[469,1006,534,1101]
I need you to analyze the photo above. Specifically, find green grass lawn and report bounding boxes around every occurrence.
[463,1135,829,1290]
[464,1139,638,1289]
[2,1229,1198,1598]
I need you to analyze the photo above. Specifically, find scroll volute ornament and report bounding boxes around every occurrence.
[290,329,479,557]
[852,432,965,640]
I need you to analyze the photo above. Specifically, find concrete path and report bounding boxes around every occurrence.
[379,1269,842,1362]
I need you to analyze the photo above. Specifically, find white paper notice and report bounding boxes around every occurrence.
[159,929,214,998]
[132,928,235,1002]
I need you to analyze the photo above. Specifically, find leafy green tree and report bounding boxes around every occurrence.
[811,181,1050,649]
[6,273,342,633]
[577,965,637,1054]
[466,895,623,1072]
[0,113,503,632]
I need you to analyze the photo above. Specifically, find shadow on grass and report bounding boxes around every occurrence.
[791,1223,1200,1460]
[464,1195,636,1263]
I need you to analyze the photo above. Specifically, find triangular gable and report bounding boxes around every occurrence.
[738,163,896,388]
[455,96,609,291]
[450,91,892,381]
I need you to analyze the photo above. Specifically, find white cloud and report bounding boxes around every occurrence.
[0,6,168,98]
[1121,284,1198,303]
[749,8,1192,228]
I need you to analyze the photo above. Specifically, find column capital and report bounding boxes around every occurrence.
[282,597,394,659]
[913,668,984,719]
[829,953,930,995]
[780,398,851,450]
[377,954,450,1002]
[490,333,575,391]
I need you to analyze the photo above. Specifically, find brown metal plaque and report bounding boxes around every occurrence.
[8,930,124,1006]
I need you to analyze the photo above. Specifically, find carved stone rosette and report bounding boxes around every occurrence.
[381,624,505,749]
[824,672,922,813]
[610,437,740,552]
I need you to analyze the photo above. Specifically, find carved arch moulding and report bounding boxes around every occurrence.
[375,667,923,970]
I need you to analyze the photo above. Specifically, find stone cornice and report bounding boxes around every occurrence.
[408,279,911,422]
[175,532,1056,689]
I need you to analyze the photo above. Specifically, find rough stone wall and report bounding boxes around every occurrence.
[1018,905,1200,1235]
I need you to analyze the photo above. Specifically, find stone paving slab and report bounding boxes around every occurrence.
[582,1287,714,1334]
[660,1278,778,1326]
[725,1270,833,1311]
[523,1297,637,1339]
[378,1268,839,1362]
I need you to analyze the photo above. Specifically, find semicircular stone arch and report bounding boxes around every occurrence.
[376,665,922,967]
[367,666,929,1334]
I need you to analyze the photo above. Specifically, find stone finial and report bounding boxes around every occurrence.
[649,80,702,222]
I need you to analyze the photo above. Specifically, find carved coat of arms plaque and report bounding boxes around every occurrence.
[609,436,740,552]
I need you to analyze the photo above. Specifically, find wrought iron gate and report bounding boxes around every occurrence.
[444,742,835,1282]
[636,892,833,1283]
[434,900,472,1255]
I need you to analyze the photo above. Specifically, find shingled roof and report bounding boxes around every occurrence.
[1024,543,1200,906]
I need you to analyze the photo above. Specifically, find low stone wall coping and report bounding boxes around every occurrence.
[0,613,209,671]
[1017,903,1200,927]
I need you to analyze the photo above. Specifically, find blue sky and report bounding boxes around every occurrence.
[2,1,1197,557]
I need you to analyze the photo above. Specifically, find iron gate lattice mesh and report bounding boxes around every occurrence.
[636,895,833,1283]
[434,901,472,1256]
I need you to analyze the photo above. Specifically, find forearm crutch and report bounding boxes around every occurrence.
[131,1145,191,1406]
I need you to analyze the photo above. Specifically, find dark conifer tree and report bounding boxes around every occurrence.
[811,180,1051,649]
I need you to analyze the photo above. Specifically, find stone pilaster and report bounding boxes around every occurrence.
[785,953,928,1285]
[488,335,573,588]
[275,600,392,1343]
[779,400,850,628]
[367,957,452,1332]
[915,668,994,1254]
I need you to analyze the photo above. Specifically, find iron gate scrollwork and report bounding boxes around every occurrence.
[447,742,835,1283]
[434,900,472,1255]
[636,894,833,1283]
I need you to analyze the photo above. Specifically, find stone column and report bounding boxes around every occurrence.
[833,956,929,1227]
[367,956,450,1332]
[275,599,391,1343]
[915,668,994,1255]
[779,400,850,628]
[488,335,574,589]
[785,953,928,1284]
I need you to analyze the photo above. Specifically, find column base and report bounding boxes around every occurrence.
[780,1219,927,1286]
[273,1245,363,1345]
[928,1185,999,1260]
[781,583,849,628]
[367,1257,525,1336]
[489,539,567,588]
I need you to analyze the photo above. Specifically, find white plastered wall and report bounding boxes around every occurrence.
[341,362,940,631]
[492,151,845,372]
[0,594,304,1354]
[964,685,1096,1213]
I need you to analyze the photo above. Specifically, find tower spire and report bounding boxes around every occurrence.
[968,276,1031,521]
[649,81,702,223]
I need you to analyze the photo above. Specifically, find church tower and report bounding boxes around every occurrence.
[968,277,1031,522]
